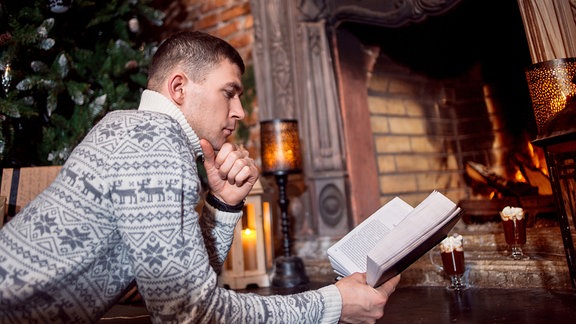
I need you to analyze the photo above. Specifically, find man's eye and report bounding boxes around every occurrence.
[224,90,235,99]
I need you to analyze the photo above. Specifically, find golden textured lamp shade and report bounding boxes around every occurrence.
[525,57,576,133]
[260,119,302,175]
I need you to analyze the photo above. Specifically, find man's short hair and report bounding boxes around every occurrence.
[147,31,245,89]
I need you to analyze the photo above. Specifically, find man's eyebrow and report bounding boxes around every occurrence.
[226,82,243,95]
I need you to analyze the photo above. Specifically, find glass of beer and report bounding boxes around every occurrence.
[438,234,468,290]
[500,206,529,260]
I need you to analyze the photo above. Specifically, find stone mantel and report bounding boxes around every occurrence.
[306,0,462,27]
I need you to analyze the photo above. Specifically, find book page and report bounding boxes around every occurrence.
[327,197,413,276]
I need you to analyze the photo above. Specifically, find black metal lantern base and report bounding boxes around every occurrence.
[269,173,309,288]
[271,256,309,288]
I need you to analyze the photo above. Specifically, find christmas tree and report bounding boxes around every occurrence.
[0,0,165,167]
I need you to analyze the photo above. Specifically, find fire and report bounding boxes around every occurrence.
[527,141,549,176]
[515,169,526,182]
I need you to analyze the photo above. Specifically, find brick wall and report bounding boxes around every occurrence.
[368,54,494,207]
[156,0,254,63]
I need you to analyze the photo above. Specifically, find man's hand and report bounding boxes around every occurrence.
[335,272,401,324]
[200,139,259,205]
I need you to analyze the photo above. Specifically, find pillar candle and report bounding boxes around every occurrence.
[242,228,258,271]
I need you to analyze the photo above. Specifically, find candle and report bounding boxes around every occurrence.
[242,228,258,271]
[263,202,273,268]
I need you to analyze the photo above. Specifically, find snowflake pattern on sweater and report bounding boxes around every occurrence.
[0,91,338,323]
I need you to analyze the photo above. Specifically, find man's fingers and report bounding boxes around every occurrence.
[229,163,258,186]
[217,148,245,172]
[376,274,401,297]
[200,140,258,186]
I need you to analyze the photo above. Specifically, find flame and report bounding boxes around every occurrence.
[527,141,549,176]
[514,169,526,182]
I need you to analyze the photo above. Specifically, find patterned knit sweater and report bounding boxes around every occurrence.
[0,90,341,323]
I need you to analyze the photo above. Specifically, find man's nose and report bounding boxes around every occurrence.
[231,98,246,119]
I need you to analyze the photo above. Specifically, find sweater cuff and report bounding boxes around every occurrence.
[204,199,243,226]
[318,284,342,324]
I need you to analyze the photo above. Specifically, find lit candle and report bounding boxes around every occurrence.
[242,228,257,271]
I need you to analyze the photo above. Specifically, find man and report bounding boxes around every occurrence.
[0,31,400,323]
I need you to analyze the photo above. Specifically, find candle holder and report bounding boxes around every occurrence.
[219,179,274,289]
[260,119,309,288]
[525,57,576,132]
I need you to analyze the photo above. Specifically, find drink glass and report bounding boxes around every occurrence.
[500,206,529,260]
[438,234,468,290]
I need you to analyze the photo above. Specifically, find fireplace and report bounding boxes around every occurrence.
[249,0,555,237]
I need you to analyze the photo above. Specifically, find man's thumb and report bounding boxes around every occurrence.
[200,139,215,168]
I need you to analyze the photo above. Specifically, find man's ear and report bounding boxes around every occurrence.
[168,73,186,105]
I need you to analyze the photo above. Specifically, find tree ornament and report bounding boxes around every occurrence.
[125,60,138,71]
[48,0,73,14]
[129,17,140,33]
[2,63,12,95]
[0,33,12,46]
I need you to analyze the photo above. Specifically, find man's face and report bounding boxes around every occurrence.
[180,59,245,150]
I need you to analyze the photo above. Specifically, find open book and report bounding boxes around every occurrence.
[327,190,462,287]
